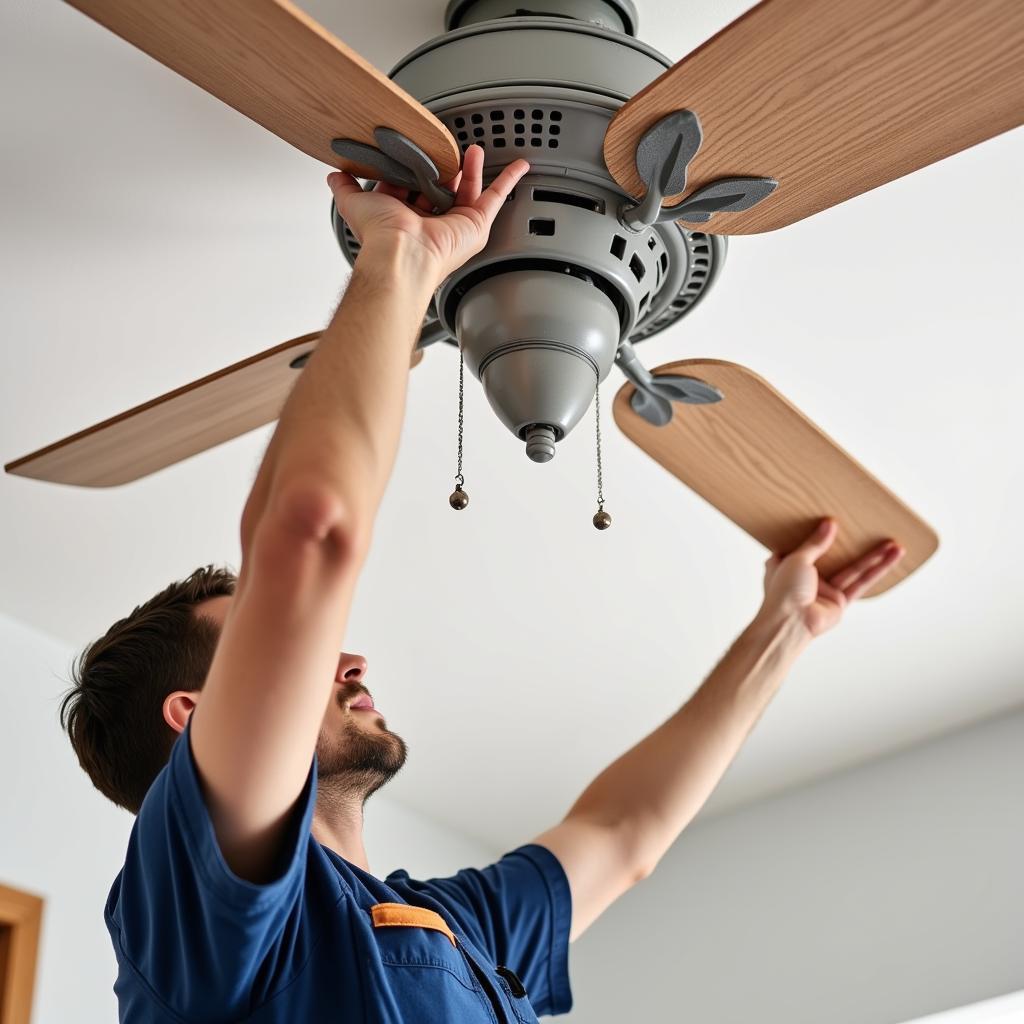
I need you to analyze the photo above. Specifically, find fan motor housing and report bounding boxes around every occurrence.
[331,11,728,455]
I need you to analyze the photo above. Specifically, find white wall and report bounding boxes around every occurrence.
[568,708,1024,1024]
[0,612,496,1024]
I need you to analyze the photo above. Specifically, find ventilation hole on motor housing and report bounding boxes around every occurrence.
[550,110,563,121]
[533,189,604,214]
[647,236,657,249]
[514,108,525,120]
[693,244,709,254]
[473,127,485,138]
[660,252,668,273]
[629,253,646,281]
[610,235,626,259]
[547,139,558,148]
[549,124,560,136]
[531,123,542,134]
[529,218,556,236]
[514,124,525,135]
[454,116,466,129]
[515,138,525,146]
[471,112,483,124]
[532,108,543,119]
[490,110,504,121]
[494,137,506,148]
[493,124,505,134]
[531,138,541,147]
[638,291,650,314]
[457,131,469,142]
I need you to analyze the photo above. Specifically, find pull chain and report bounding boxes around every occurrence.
[449,349,469,510]
[593,372,611,530]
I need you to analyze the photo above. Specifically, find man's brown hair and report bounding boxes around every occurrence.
[60,565,236,814]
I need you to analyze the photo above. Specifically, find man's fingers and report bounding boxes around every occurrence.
[842,545,905,601]
[372,180,410,201]
[829,541,899,591]
[793,517,839,563]
[454,144,484,208]
[474,157,531,224]
[327,170,367,202]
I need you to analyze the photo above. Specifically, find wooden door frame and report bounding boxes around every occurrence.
[0,885,43,1024]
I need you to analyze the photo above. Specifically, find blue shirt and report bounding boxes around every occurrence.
[104,724,573,1022]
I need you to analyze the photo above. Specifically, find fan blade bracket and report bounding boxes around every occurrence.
[331,129,457,212]
[617,110,777,230]
[629,387,674,426]
[616,340,723,425]
[651,375,724,405]
[620,109,703,231]
[666,177,779,225]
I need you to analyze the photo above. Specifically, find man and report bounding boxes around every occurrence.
[61,145,904,1023]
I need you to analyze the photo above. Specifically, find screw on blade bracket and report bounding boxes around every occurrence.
[618,110,777,231]
[615,341,722,426]
[331,128,457,213]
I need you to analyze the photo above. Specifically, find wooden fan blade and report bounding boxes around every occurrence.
[64,0,460,181]
[604,0,1024,234]
[6,333,428,488]
[613,360,938,596]
[5,333,322,487]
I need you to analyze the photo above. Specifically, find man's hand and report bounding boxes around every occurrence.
[760,518,905,638]
[328,144,530,284]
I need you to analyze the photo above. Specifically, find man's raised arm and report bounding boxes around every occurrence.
[535,518,905,939]
[189,147,529,882]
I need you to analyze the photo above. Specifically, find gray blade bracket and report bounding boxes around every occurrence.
[616,108,778,230]
[620,109,703,232]
[616,341,723,426]
[659,176,779,225]
[331,128,457,213]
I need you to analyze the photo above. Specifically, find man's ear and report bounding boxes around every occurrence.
[163,690,201,734]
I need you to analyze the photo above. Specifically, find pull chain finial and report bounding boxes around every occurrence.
[592,371,611,530]
[449,349,469,510]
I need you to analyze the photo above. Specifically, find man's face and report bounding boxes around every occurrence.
[195,596,407,800]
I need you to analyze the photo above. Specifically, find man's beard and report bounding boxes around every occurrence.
[315,700,407,805]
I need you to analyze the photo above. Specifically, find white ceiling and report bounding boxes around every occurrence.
[2,0,1022,853]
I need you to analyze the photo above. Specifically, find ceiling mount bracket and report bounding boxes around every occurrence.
[444,0,639,35]
[615,340,722,426]
[618,110,778,230]
[331,127,458,212]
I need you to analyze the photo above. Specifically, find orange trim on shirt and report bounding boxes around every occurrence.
[370,903,457,947]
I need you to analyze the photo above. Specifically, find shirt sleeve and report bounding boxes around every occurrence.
[106,720,325,1022]
[412,844,574,1017]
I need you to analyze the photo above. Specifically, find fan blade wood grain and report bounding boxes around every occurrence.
[613,360,938,596]
[6,324,430,489]
[604,0,1024,234]
[6,333,428,488]
[63,0,460,181]
[5,334,323,487]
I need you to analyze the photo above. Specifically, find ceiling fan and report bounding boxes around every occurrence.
[6,0,1023,595]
